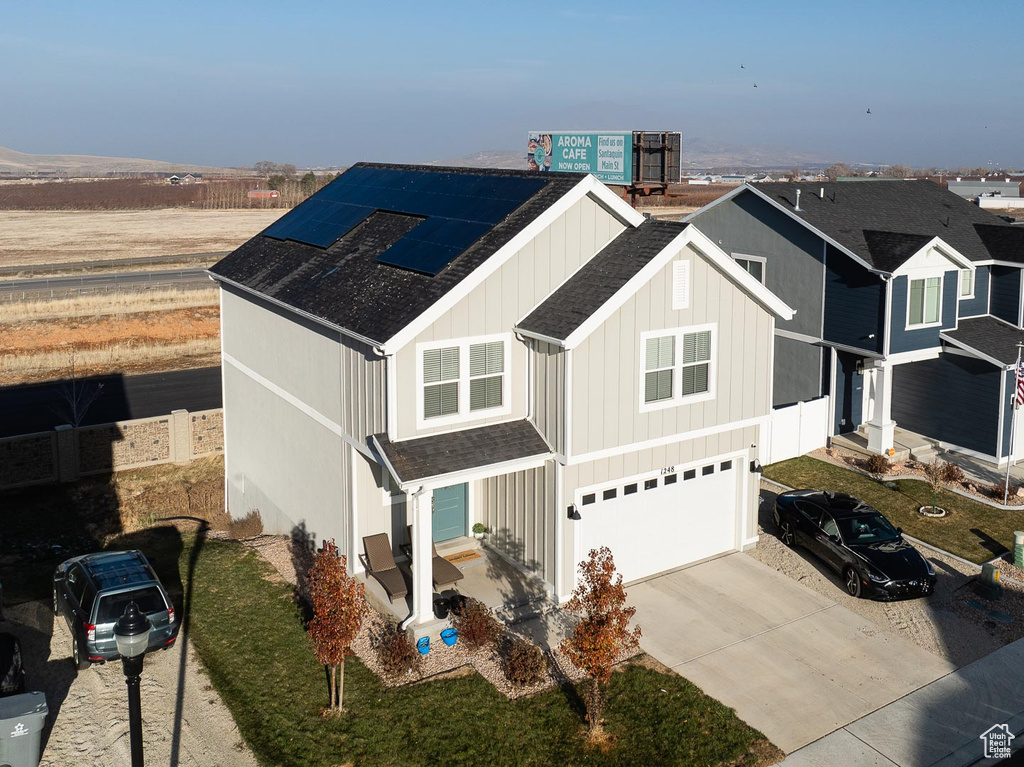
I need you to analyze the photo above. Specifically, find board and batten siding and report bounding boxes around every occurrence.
[478,462,557,588]
[395,193,627,439]
[530,340,566,454]
[558,425,760,596]
[339,333,386,444]
[569,244,773,457]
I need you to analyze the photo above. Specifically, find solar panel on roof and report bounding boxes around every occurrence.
[376,218,492,275]
[264,199,375,248]
[261,166,549,273]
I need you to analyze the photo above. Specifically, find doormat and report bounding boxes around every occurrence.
[445,550,481,564]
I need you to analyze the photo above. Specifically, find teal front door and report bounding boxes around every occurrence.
[432,483,467,542]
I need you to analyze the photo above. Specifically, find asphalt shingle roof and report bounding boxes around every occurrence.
[750,181,1024,271]
[209,163,582,344]
[374,420,551,483]
[942,316,1024,366]
[517,220,688,341]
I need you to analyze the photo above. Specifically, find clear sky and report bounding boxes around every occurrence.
[1,1,1019,169]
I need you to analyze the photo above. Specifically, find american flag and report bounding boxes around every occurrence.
[1016,356,1024,408]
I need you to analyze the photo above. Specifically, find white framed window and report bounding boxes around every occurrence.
[733,254,766,284]
[959,268,974,299]
[639,324,716,412]
[907,276,943,328]
[644,335,675,403]
[416,333,512,428]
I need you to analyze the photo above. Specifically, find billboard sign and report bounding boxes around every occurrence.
[527,131,632,184]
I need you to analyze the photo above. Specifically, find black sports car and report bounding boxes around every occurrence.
[773,490,935,600]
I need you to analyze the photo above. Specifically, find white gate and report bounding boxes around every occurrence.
[764,397,830,465]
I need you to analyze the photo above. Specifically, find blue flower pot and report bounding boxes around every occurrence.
[416,637,430,655]
[441,628,458,647]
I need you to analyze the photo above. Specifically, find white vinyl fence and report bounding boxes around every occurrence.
[764,397,830,465]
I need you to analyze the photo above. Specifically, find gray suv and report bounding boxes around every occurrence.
[53,550,178,669]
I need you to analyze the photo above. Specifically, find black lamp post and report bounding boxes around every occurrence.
[114,601,152,767]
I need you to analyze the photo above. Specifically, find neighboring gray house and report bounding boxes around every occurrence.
[209,163,792,628]
[687,180,1024,466]
[946,179,1021,200]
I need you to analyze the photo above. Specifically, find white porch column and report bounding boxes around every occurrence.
[865,363,896,454]
[410,487,434,625]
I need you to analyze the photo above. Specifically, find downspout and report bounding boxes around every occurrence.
[880,274,892,360]
[400,484,429,631]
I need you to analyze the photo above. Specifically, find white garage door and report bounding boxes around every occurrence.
[578,455,742,583]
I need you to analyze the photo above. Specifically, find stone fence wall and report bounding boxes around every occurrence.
[0,408,223,490]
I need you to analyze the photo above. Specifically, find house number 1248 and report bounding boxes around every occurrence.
[660,466,675,475]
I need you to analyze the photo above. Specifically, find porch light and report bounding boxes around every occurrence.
[567,504,582,521]
[749,460,763,474]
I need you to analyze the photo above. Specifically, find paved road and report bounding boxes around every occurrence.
[0,366,222,436]
[0,267,212,297]
[0,251,227,276]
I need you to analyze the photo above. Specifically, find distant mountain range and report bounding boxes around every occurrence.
[0,146,241,177]
[0,138,859,179]
[430,138,845,173]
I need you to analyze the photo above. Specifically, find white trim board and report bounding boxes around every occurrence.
[381,176,644,355]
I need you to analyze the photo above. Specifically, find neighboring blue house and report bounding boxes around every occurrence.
[687,180,1024,466]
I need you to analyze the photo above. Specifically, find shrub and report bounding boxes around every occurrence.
[864,453,891,476]
[939,461,966,484]
[228,509,264,539]
[450,597,503,651]
[990,482,1014,501]
[499,635,547,687]
[375,622,419,679]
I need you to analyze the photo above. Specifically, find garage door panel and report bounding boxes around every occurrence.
[579,457,741,583]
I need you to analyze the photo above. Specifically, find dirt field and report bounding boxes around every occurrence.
[0,209,283,267]
[0,302,221,384]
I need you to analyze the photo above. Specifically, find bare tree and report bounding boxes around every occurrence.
[51,349,104,427]
[825,162,853,181]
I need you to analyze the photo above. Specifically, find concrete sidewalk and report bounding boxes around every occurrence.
[781,636,1024,766]
[629,554,954,753]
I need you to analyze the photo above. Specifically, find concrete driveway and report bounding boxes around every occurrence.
[629,553,956,754]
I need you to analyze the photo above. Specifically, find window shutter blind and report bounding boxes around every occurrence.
[672,260,690,310]
[469,341,503,376]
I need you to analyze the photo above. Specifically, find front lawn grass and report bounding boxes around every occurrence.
[765,456,1016,564]
[182,537,779,767]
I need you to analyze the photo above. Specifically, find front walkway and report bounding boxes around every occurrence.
[628,554,954,754]
[781,635,1024,766]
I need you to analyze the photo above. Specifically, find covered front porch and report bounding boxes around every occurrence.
[366,420,563,640]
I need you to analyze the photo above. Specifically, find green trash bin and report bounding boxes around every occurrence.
[0,691,47,767]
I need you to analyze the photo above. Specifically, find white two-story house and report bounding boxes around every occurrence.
[208,163,793,627]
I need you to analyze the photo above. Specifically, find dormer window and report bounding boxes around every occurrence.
[908,276,942,327]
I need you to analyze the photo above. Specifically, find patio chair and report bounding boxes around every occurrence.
[404,525,466,591]
[360,533,408,602]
